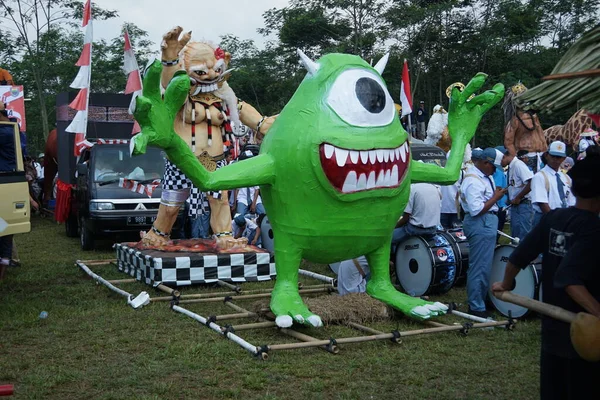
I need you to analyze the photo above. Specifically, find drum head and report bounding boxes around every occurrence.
[260,216,274,253]
[395,236,433,297]
[488,245,537,318]
[329,262,341,275]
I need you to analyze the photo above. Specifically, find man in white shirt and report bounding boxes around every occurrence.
[337,256,371,296]
[501,149,534,240]
[530,141,575,228]
[459,148,507,318]
[392,182,441,247]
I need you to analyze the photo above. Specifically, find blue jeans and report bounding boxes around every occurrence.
[533,211,544,230]
[236,202,265,217]
[189,213,211,239]
[392,224,437,248]
[510,202,533,241]
[440,213,460,229]
[463,213,498,312]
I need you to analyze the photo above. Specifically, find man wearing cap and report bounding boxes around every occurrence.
[530,141,575,228]
[492,146,600,399]
[459,148,508,317]
[501,148,534,240]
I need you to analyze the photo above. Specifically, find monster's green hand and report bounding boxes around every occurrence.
[132,59,190,155]
[412,73,504,185]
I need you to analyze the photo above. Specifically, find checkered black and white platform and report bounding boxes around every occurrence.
[116,243,276,287]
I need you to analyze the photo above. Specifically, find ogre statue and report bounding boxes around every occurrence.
[140,27,275,248]
[503,83,547,157]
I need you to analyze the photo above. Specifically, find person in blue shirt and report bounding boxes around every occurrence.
[493,147,509,240]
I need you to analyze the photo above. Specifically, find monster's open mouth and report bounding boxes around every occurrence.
[319,142,410,193]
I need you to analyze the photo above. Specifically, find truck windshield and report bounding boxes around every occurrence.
[92,145,165,185]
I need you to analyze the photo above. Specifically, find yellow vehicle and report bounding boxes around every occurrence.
[0,121,31,237]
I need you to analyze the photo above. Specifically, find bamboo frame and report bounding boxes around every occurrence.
[107,278,137,284]
[150,284,333,302]
[156,284,180,298]
[176,287,332,304]
[217,280,241,292]
[78,259,116,266]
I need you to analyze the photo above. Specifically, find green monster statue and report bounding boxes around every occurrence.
[132,51,504,328]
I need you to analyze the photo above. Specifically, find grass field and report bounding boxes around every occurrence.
[1,216,541,399]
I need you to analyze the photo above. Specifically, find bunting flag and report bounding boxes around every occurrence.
[400,59,412,118]
[66,0,93,156]
[123,28,143,135]
[119,178,161,198]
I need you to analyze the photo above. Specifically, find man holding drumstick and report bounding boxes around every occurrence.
[492,147,600,400]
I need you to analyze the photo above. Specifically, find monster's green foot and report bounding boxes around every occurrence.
[270,282,323,328]
[366,281,448,320]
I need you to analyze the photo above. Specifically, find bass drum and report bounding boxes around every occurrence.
[394,233,457,297]
[260,215,274,253]
[488,245,541,318]
[439,228,470,286]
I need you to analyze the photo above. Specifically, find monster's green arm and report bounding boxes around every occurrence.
[131,59,276,191]
[412,73,504,185]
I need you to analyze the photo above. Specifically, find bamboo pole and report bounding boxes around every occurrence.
[156,284,180,298]
[425,321,449,328]
[346,322,386,336]
[225,301,251,313]
[217,280,241,292]
[228,321,277,331]
[176,287,331,304]
[214,312,258,321]
[280,328,339,354]
[172,305,262,357]
[265,321,510,351]
[150,284,333,302]
[77,259,117,266]
[298,269,336,285]
[107,278,137,284]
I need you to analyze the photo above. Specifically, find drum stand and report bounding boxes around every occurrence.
[76,259,517,360]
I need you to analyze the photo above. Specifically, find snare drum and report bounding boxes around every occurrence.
[260,216,274,253]
[394,233,457,296]
[488,245,541,318]
[440,228,470,285]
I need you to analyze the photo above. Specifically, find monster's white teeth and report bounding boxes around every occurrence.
[360,150,369,164]
[324,144,334,159]
[400,144,407,162]
[335,147,349,167]
[342,171,357,193]
[342,167,399,193]
[349,150,359,164]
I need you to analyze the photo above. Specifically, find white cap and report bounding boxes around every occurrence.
[548,141,567,157]
[494,149,503,168]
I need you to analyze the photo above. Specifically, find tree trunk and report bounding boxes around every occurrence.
[33,69,50,140]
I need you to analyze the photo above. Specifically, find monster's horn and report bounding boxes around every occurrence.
[297,49,319,75]
[374,53,389,75]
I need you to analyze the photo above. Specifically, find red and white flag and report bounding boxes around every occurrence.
[123,28,143,135]
[66,0,93,156]
[400,59,412,118]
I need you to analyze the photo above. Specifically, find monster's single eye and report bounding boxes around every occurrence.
[327,69,395,127]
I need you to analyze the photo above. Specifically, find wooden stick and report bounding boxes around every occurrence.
[150,284,333,302]
[425,321,449,328]
[495,291,575,323]
[346,322,386,336]
[107,278,137,284]
[78,259,117,266]
[217,280,241,292]
[224,301,251,313]
[280,328,339,354]
[156,284,180,298]
[542,69,600,81]
[176,288,330,304]
[214,312,257,321]
[266,321,509,351]
[228,321,277,331]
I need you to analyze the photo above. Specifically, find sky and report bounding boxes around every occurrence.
[94,0,290,52]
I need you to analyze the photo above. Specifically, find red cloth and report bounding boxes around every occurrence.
[55,179,74,223]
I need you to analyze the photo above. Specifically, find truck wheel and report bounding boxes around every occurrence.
[80,217,95,250]
[65,214,78,237]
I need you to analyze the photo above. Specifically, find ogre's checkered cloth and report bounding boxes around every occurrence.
[116,243,276,287]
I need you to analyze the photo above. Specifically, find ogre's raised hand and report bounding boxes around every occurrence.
[448,73,504,146]
[131,60,190,155]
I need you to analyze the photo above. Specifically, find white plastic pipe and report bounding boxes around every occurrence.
[172,304,259,355]
[76,260,150,309]
[298,269,336,285]
[497,230,520,244]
